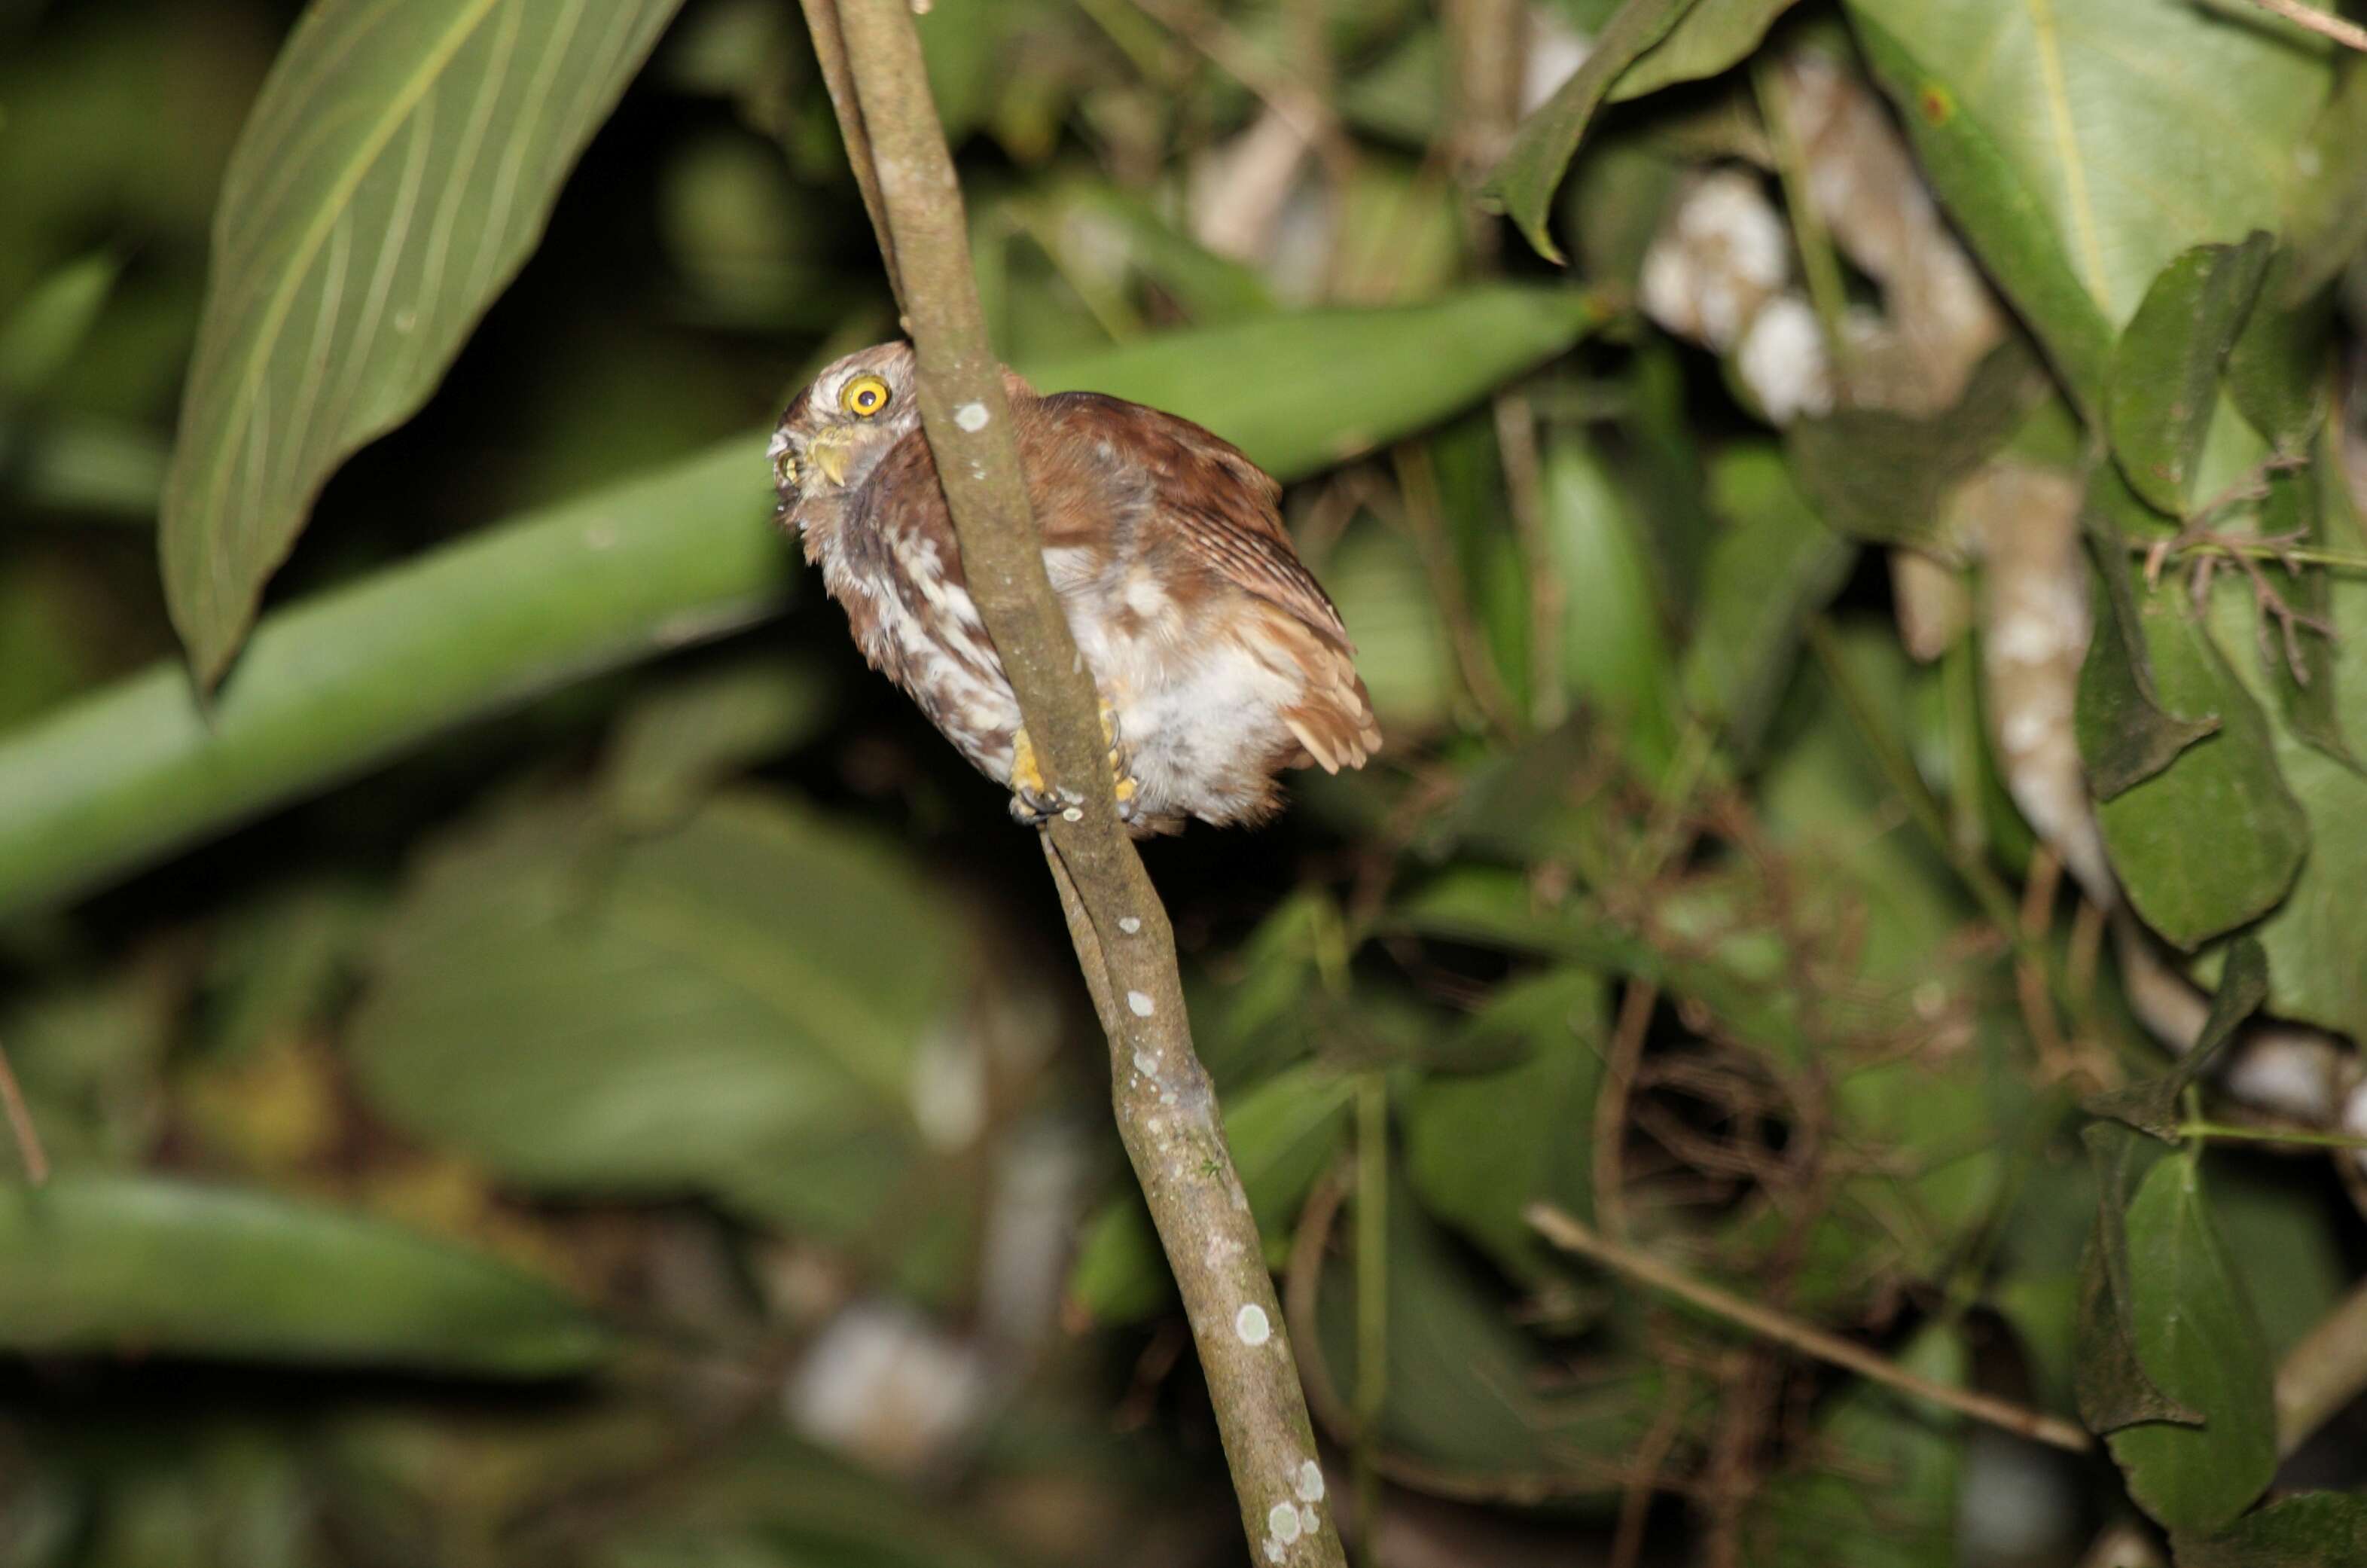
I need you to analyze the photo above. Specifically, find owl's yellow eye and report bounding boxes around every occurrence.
[841,375,892,418]
[773,448,801,490]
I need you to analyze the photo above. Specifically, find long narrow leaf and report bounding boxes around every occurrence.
[161,0,686,686]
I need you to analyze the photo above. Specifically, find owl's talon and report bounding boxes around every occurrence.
[1006,717,1142,825]
[1006,728,1059,827]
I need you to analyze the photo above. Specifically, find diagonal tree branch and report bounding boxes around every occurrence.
[800,4,1347,1562]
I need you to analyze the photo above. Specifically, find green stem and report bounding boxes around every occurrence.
[2179,1121,2367,1152]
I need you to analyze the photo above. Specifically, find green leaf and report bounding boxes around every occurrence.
[2103,1151,2278,1536]
[602,660,834,833]
[1744,1326,1964,1568]
[2076,1123,2201,1434]
[0,251,122,404]
[2204,468,2367,1036]
[1680,445,1854,756]
[2173,1492,2367,1568]
[1067,1062,1356,1322]
[1404,969,1606,1276]
[2092,576,2308,949]
[2253,462,2357,770]
[1844,9,2115,415]
[2106,236,2272,514]
[1482,0,1707,263]
[2225,252,2329,455]
[160,0,688,685]
[1786,336,2050,553]
[2280,55,2367,304]
[346,789,962,1246]
[1845,0,2331,416]
[1609,0,1805,105]
[2083,937,2267,1141]
[1545,433,1679,767]
[0,1174,608,1373]
[2076,470,2221,798]
[1026,286,1608,480]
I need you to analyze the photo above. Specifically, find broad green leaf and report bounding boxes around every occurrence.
[161,0,688,685]
[1482,0,1707,262]
[2173,1492,2367,1568]
[0,1174,607,1373]
[2281,54,2367,304]
[2075,1123,2201,1434]
[2092,576,2308,949]
[602,660,834,832]
[2082,936,2267,1142]
[2075,469,2220,798]
[1068,1063,1356,1322]
[1744,1326,1964,1568]
[2197,505,2367,1039]
[1609,0,1805,105]
[2106,236,2271,514]
[1026,287,1608,479]
[1786,336,2049,554]
[2225,252,2329,454]
[1847,1,2330,416]
[0,251,121,404]
[2104,1150,2277,1535]
[346,789,962,1246]
[1404,969,1606,1276]
[1844,9,2115,414]
[1856,0,2329,321]
[1680,445,1853,755]
[2252,461,2356,770]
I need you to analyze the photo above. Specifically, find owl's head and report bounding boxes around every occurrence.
[769,341,923,522]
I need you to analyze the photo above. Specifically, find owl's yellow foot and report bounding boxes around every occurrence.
[1004,713,1142,826]
[1101,699,1142,825]
[1006,727,1061,826]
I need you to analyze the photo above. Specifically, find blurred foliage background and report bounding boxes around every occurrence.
[4,0,2367,1563]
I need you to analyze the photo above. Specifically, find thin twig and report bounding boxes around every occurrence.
[1527,1203,2096,1454]
[0,1031,48,1185]
[2243,0,2367,51]
[1593,979,1658,1244]
[808,8,1344,1561]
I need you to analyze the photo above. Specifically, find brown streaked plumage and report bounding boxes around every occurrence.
[770,341,1380,834]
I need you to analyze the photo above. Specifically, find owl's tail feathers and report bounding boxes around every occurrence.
[1281,658,1382,776]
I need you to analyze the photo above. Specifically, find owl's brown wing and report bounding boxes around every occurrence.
[1018,392,1355,654]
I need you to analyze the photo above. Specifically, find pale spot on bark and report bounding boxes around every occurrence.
[1127,990,1155,1017]
[954,400,989,432]
[1235,1303,1270,1345]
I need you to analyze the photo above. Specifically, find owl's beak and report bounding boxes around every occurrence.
[807,425,856,488]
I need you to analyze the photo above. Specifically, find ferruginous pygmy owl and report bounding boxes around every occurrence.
[770,342,1380,835]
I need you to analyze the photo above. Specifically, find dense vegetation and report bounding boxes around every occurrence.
[4,0,2367,1563]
